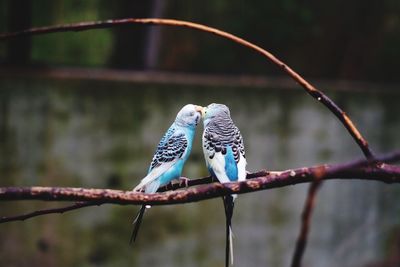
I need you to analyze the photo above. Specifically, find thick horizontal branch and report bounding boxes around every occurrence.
[158,150,400,192]
[1,152,399,206]
[0,17,374,159]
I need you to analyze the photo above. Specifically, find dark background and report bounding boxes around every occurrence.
[0,0,399,82]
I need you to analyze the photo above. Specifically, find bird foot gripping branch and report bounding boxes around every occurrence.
[177,177,190,188]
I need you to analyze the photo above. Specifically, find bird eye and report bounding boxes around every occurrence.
[189,111,195,116]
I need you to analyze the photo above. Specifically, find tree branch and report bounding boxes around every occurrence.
[290,137,400,266]
[0,17,374,160]
[0,201,102,223]
[0,152,398,210]
[157,150,400,192]
[291,180,322,267]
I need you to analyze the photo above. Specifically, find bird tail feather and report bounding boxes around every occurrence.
[134,161,175,192]
[223,195,235,267]
[130,205,146,245]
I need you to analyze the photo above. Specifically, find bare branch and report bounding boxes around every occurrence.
[0,201,102,223]
[290,148,400,265]
[0,17,374,159]
[0,152,398,210]
[291,181,322,267]
[159,151,400,192]
[291,148,400,265]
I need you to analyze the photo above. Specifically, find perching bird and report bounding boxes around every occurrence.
[130,104,204,244]
[201,103,247,267]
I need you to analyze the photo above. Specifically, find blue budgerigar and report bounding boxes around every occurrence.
[201,103,247,267]
[130,104,204,244]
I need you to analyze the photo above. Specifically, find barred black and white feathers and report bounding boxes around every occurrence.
[201,103,247,267]
[203,117,245,163]
[149,130,188,170]
[202,103,247,184]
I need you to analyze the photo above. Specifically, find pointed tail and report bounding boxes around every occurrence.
[223,195,235,267]
[129,205,146,245]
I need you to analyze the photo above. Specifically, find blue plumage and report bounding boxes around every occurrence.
[130,104,203,244]
[224,147,238,181]
[201,103,247,267]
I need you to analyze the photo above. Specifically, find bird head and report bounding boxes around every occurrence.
[175,104,204,127]
[202,103,231,126]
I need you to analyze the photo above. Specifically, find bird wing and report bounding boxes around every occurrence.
[149,127,188,171]
[134,127,188,192]
[203,120,246,183]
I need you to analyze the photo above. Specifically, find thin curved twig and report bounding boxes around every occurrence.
[0,201,102,223]
[0,18,374,160]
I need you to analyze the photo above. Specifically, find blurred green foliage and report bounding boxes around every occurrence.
[33,1,113,66]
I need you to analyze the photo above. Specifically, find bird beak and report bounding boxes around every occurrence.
[195,105,205,117]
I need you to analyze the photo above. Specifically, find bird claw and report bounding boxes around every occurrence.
[169,177,189,189]
[178,177,190,188]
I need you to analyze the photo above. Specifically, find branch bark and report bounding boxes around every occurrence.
[1,152,399,209]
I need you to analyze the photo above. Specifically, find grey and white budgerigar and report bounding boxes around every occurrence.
[130,104,204,244]
[201,103,247,267]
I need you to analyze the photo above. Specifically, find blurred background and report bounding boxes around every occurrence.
[0,1,400,267]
